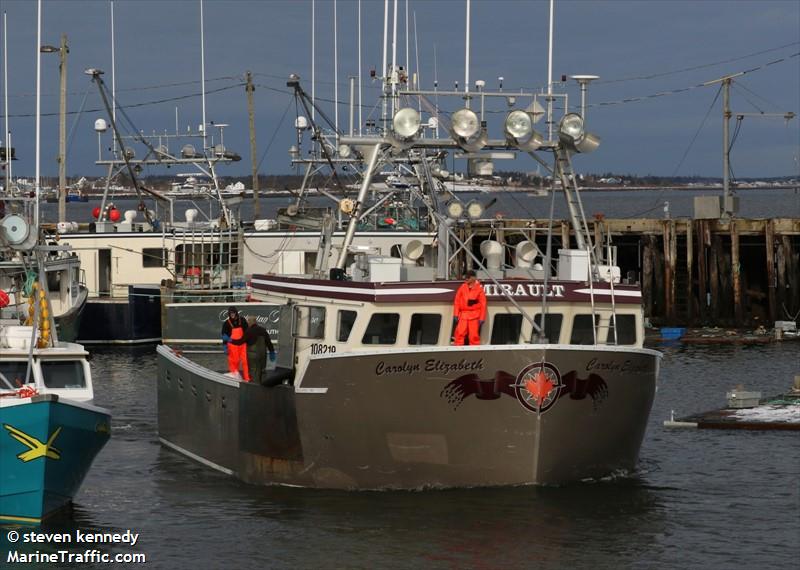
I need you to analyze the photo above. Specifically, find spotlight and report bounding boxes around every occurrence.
[504,110,543,151]
[451,108,480,139]
[450,108,486,151]
[445,200,464,219]
[558,113,600,154]
[392,107,421,141]
[465,200,484,220]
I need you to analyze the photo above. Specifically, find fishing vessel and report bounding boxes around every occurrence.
[0,197,109,525]
[155,0,662,488]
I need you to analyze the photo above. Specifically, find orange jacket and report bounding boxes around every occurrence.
[453,281,487,321]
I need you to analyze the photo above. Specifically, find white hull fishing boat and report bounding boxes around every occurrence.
[155,1,661,489]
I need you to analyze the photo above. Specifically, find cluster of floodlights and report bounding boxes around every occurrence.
[445,198,487,221]
[390,106,599,154]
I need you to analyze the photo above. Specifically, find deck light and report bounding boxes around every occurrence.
[450,108,486,151]
[465,200,484,220]
[504,110,544,151]
[392,107,421,141]
[558,113,600,154]
[445,200,464,219]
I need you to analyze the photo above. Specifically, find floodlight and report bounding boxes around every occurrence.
[504,110,544,151]
[450,108,486,151]
[338,144,353,158]
[466,200,484,220]
[558,113,600,154]
[451,108,480,139]
[445,200,464,219]
[392,107,421,140]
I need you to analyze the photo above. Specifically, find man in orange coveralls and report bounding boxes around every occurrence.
[452,270,487,345]
[221,306,250,381]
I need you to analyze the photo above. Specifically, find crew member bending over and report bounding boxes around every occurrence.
[221,306,249,381]
[452,269,487,346]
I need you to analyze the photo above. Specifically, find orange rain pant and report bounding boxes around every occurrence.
[454,318,481,346]
[227,327,250,381]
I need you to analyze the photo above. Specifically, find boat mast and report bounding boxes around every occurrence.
[311,0,315,121]
[110,1,116,154]
[381,0,388,129]
[35,0,41,230]
[391,0,398,116]
[464,0,470,107]
[334,0,338,133]
[3,11,10,192]
[357,0,362,134]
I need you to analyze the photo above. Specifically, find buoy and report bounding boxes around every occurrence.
[0,290,9,308]
[109,208,121,222]
[92,206,101,219]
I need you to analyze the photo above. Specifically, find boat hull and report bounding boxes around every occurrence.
[77,285,161,344]
[0,395,111,524]
[157,344,660,489]
[54,285,88,343]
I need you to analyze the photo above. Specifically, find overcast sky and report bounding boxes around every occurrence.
[1,0,798,180]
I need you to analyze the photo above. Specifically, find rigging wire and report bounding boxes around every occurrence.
[620,85,723,220]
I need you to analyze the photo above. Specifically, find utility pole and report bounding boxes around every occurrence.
[246,71,259,219]
[57,33,68,223]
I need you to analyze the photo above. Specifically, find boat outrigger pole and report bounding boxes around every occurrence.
[87,68,164,225]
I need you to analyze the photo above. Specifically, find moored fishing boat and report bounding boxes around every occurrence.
[156,10,663,485]
[1,208,110,525]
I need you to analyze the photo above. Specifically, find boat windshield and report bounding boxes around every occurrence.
[0,361,29,389]
[40,361,87,389]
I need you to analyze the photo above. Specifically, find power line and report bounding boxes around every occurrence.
[7,83,244,118]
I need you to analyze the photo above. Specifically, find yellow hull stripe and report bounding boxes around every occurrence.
[0,514,43,524]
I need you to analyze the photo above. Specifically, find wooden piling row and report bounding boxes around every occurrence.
[467,216,799,327]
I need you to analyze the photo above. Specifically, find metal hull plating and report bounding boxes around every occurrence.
[157,344,659,489]
[53,285,88,343]
[77,285,161,344]
[0,396,111,524]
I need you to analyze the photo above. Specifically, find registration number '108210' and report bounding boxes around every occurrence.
[310,343,337,355]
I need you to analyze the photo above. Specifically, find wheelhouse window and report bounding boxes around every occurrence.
[362,313,400,345]
[491,314,522,345]
[337,310,357,342]
[409,314,441,345]
[570,314,599,345]
[143,248,167,268]
[606,314,637,345]
[534,313,564,343]
[0,361,29,389]
[296,306,326,339]
[41,361,86,389]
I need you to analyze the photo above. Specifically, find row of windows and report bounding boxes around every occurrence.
[0,361,87,390]
[296,305,637,346]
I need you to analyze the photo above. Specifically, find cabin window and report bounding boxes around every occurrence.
[534,313,564,343]
[491,314,522,345]
[570,314,599,345]
[337,310,357,342]
[41,361,87,389]
[296,306,326,339]
[0,361,29,389]
[143,248,167,268]
[606,314,637,345]
[362,313,400,345]
[409,314,441,345]
[46,271,61,292]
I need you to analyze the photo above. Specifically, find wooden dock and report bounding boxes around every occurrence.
[463,217,800,327]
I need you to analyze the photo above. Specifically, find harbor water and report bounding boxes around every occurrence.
[2,342,797,568]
